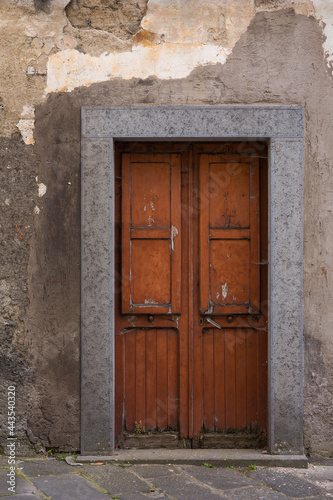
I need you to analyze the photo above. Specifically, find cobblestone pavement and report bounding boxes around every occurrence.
[0,455,333,499]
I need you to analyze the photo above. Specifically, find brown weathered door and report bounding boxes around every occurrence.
[115,143,268,448]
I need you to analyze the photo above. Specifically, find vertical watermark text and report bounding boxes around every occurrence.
[7,386,16,494]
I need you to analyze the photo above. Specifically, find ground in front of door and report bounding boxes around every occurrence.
[0,455,333,499]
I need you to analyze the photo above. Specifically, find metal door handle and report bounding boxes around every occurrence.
[205,317,222,329]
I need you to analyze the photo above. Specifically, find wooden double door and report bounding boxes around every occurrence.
[115,142,268,448]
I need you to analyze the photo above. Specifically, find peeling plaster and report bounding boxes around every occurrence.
[46,44,230,93]
[17,105,35,144]
[17,119,35,145]
[1,0,333,131]
[44,0,333,94]
[313,0,333,68]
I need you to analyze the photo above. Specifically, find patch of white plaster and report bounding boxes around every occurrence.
[17,119,35,145]
[21,104,35,118]
[5,198,10,206]
[38,183,47,197]
[46,45,230,93]
[312,0,333,67]
[221,282,228,300]
[34,206,40,215]
[17,104,35,145]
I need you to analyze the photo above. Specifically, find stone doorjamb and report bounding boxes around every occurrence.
[81,106,303,455]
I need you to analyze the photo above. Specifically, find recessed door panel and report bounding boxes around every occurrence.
[199,154,260,315]
[121,153,181,314]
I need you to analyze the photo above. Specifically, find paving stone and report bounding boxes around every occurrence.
[146,473,224,499]
[246,469,325,497]
[179,465,258,490]
[118,493,168,500]
[2,495,43,499]
[131,464,180,478]
[0,469,39,495]
[30,473,110,499]
[0,456,11,468]
[80,463,151,495]
[294,466,333,493]
[300,496,333,499]
[223,485,289,499]
[18,458,74,477]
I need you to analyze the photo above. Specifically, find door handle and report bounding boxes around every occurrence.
[205,317,222,329]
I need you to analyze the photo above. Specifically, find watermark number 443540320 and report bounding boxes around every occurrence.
[7,386,16,493]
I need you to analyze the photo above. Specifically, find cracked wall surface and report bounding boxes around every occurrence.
[0,0,333,456]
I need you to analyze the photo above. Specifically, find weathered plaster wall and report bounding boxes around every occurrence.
[0,0,333,456]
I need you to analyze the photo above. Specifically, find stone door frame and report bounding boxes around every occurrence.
[81,106,303,455]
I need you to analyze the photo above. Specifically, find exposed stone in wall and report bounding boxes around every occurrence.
[65,0,148,40]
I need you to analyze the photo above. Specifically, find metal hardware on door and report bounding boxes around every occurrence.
[148,315,154,323]
[227,316,233,323]
[205,317,222,329]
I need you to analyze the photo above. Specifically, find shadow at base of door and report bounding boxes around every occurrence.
[117,430,267,450]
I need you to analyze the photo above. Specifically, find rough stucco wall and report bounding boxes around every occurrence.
[0,139,37,454]
[0,0,333,456]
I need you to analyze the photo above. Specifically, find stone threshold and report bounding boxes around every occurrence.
[77,449,308,468]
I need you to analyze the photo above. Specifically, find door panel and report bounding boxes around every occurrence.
[121,153,181,314]
[122,328,179,431]
[199,154,260,315]
[201,328,267,431]
[115,143,268,448]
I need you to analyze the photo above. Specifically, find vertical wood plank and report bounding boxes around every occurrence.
[135,330,146,427]
[121,154,132,313]
[199,154,210,313]
[214,329,225,430]
[167,330,179,430]
[145,329,157,430]
[124,331,136,430]
[250,158,260,312]
[192,149,203,436]
[235,329,247,429]
[179,148,190,438]
[257,330,268,431]
[156,330,168,430]
[171,155,182,312]
[225,329,236,428]
[203,330,215,430]
[246,329,258,427]
[115,331,124,437]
